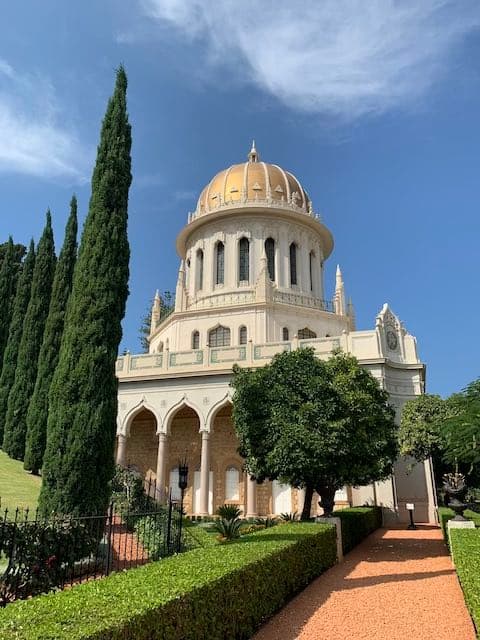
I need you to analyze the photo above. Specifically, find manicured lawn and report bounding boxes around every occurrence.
[0,450,41,514]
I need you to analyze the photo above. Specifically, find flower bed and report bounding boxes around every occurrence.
[0,522,336,639]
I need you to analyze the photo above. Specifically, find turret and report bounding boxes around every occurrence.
[334,265,346,316]
[150,290,161,334]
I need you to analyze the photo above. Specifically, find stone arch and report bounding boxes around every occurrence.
[206,394,233,432]
[123,407,159,481]
[164,397,205,434]
[121,399,162,437]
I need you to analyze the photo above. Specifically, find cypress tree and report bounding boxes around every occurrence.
[24,198,78,474]
[3,213,56,460]
[39,67,132,516]
[0,238,20,368]
[0,241,36,446]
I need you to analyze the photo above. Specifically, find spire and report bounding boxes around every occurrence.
[175,260,187,312]
[150,290,162,334]
[248,140,259,163]
[334,264,346,315]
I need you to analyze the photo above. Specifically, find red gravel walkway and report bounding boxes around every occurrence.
[253,526,475,640]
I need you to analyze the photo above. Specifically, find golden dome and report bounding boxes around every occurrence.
[196,142,312,215]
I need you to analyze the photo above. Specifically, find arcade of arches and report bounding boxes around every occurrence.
[115,404,349,516]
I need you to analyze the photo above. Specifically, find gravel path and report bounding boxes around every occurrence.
[253,526,475,640]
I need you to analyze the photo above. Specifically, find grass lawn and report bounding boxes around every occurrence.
[0,450,41,514]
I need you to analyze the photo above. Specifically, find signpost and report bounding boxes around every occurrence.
[406,503,416,530]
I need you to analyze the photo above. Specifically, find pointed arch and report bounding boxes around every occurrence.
[206,394,233,432]
[122,399,162,437]
[164,396,205,434]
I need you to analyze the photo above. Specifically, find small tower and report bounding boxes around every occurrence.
[334,265,346,316]
[150,290,161,334]
[248,140,259,163]
[174,260,187,312]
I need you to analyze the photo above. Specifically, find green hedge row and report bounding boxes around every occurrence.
[0,523,337,640]
[450,528,480,635]
[438,506,480,541]
[332,506,383,554]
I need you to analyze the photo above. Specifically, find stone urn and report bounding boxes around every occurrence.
[443,471,467,521]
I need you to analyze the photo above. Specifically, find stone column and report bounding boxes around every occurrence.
[116,434,127,467]
[155,432,168,502]
[246,474,258,518]
[199,431,211,516]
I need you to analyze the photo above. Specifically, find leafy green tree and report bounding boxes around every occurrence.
[138,291,174,352]
[24,198,78,474]
[0,238,21,368]
[232,348,397,519]
[39,67,132,517]
[398,394,448,462]
[442,380,480,472]
[0,241,36,447]
[0,241,26,270]
[3,213,56,460]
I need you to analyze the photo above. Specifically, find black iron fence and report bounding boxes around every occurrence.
[0,488,187,606]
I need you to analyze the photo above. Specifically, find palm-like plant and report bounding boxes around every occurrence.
[213,517,243,540]
[254,516,278,528]
[216,504,242,520]
[280,511,298,522]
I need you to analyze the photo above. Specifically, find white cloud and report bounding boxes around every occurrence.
[141,0,480,119]
[0,59,88,180]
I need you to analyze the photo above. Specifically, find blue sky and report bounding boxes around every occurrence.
[0,1,479,397]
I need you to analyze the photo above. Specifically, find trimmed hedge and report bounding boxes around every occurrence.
[332,506,383,554]
[450,528,480,635]
[438,506,480,541]
[0,523,336,640]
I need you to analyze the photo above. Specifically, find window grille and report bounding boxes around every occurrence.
[290,243,297,285]
[239,326,247,344]
[239,237,249,282]
[196,249,204,290]
[209,326,231,347]
[265,238,275,281]
[298,327,317,339]
[192,331,200,349]
[216,242,225,285]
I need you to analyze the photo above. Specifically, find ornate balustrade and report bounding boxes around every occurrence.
[186,290,255,310]
[273,290,334,313]
[116,332,384,380]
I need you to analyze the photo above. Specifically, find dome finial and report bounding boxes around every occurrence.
[248,140,259,163]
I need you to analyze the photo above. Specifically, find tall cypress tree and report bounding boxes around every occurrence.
[0,238,20,369]
[24,198,78,474]
[0,241,36,446]
[39,67,131,516]
[3,213,56,460]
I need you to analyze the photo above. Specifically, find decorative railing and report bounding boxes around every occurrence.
[273,291,335,313]
[186,290,255,310]
[187,196,323,223]
[116,333,378,380]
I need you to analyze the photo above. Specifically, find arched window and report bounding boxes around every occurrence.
[282,327,289,341]
[289,243,297,286]
[157,342,164,353]
[265,238,275,281]
[239,326,247,345]
[309,251,315,292]
[215,241,225,285]
[239,237,249,282]
[225,466,240,501]
[209,325,230,347]
[196,249,204,290]
[192,330,200,350]
[298,327,317,340]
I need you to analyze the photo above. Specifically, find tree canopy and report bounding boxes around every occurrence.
[231,348,397,518]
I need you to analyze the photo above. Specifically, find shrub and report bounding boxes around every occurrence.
[0,523,336,639]
[254,516,278,528]
[213,517,243,541]
[216,505,242,520]
[280,512,298,522]
[450,528,480,633]
[332,506,382,554]
[438,506,480,542]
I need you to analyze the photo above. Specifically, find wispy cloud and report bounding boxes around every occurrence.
[0,59,89,180]
[141,0,480,119]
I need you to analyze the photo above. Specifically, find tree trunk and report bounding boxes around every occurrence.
[300,484,314,520]
[317,484,336,517]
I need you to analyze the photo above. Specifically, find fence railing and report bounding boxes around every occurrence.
[0,487,187,606]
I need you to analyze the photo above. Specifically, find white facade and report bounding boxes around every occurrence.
[116,144,436,524]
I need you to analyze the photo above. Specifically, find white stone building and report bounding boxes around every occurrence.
[115,143,437,524]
